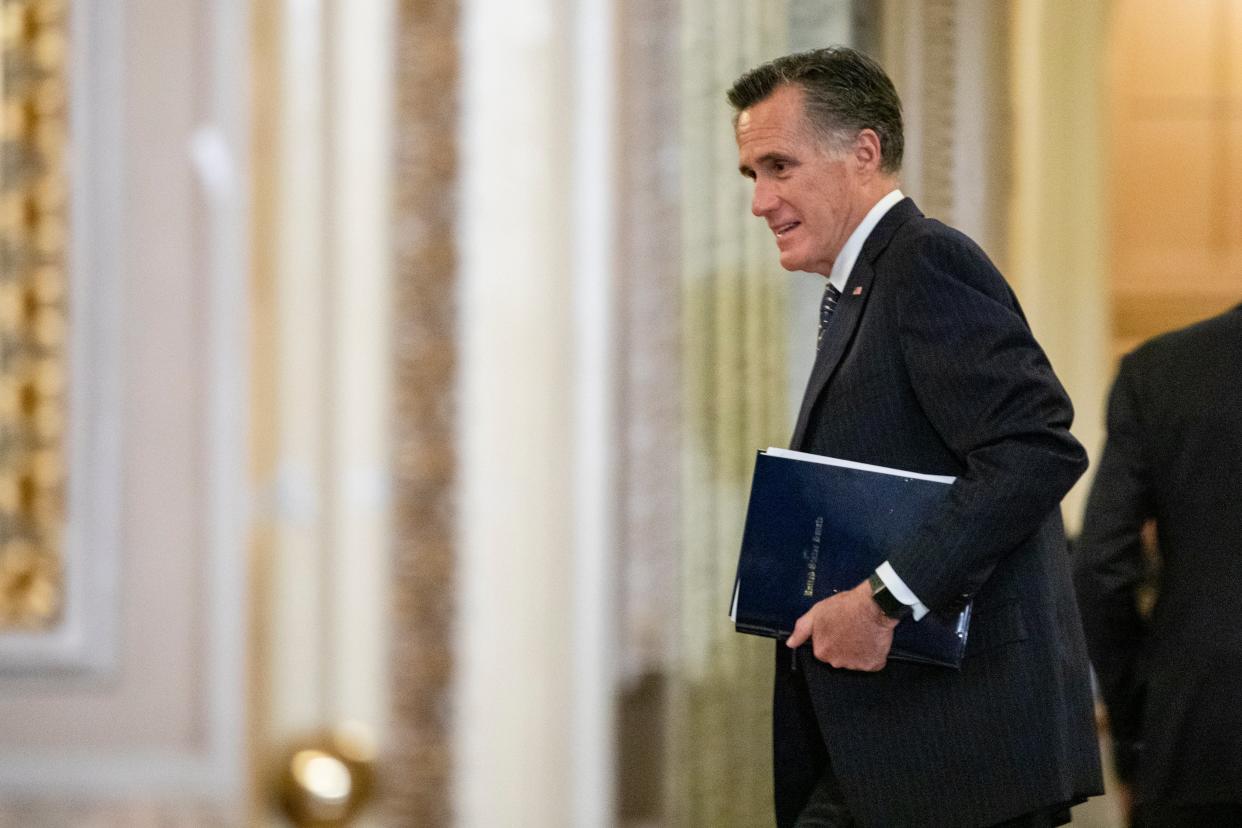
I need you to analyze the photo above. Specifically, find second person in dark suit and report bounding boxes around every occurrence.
[1075,305,1242,827]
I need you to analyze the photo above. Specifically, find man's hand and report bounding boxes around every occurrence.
[786,580,899,671]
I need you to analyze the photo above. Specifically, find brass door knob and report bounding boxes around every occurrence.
[277,721,378,826]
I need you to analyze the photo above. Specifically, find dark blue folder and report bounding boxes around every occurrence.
[730,449,971,668]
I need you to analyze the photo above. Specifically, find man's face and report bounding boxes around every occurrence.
[735,84,866,277]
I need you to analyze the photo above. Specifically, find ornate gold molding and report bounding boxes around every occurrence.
[0,0,67,629]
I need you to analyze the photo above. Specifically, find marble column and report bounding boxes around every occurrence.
[1009,0,1109,531]
[673,2,790,824]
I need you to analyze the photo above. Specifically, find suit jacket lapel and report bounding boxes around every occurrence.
[790,198,922,449]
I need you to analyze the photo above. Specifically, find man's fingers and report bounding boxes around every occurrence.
[826,654,885,672]
[786,613,812,648]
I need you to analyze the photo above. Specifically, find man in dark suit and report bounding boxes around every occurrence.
[729,47,1103,827]
[1075,306,1242,827]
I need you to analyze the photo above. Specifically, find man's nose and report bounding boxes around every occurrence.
[751,182,777,217]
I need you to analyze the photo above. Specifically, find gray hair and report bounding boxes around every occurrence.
[727,46,904,173]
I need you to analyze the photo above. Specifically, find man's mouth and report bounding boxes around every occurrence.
[774,221,800,237]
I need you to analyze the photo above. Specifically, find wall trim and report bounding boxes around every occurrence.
[0,0,125,679]
[0,0,251,800]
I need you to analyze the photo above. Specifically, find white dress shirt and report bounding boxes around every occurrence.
[821,188,930,621]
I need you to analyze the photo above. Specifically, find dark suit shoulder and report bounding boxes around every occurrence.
[1127,304,1241,364]
[1120,305,1241,401]
[881,216,1014,305]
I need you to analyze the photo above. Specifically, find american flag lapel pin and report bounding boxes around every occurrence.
[852,286,863,296]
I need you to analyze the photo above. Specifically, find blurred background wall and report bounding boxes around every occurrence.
[0,0,1237,825]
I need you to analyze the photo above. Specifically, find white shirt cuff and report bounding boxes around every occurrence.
[876,561,929,621]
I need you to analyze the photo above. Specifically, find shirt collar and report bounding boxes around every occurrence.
[827,188,904,292]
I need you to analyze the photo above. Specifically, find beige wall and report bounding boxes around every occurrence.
[1107,0,1242,356]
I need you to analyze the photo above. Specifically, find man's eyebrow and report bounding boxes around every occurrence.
[738,153,794,176]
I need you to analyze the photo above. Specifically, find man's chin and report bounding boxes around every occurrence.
[777,252,804,272]
[778,251,830,276]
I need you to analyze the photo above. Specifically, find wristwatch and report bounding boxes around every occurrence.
[868,571,911,620]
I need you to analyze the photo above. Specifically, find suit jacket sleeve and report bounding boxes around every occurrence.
[1074,355,1153,780]
[882,232,1088,610]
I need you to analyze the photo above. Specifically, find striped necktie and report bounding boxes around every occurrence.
[817,282,841,352]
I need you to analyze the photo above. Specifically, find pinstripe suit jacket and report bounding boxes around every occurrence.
[780,198,1103,827]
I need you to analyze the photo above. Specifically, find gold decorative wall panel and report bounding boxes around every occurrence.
[0,0,66,629]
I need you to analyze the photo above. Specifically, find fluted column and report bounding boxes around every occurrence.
[1009,0,1109,531]
[674,2,788,823]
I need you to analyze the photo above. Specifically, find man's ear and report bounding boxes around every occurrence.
[853,128,884,174]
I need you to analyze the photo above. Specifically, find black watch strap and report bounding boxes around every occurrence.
[868,571,911,620]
